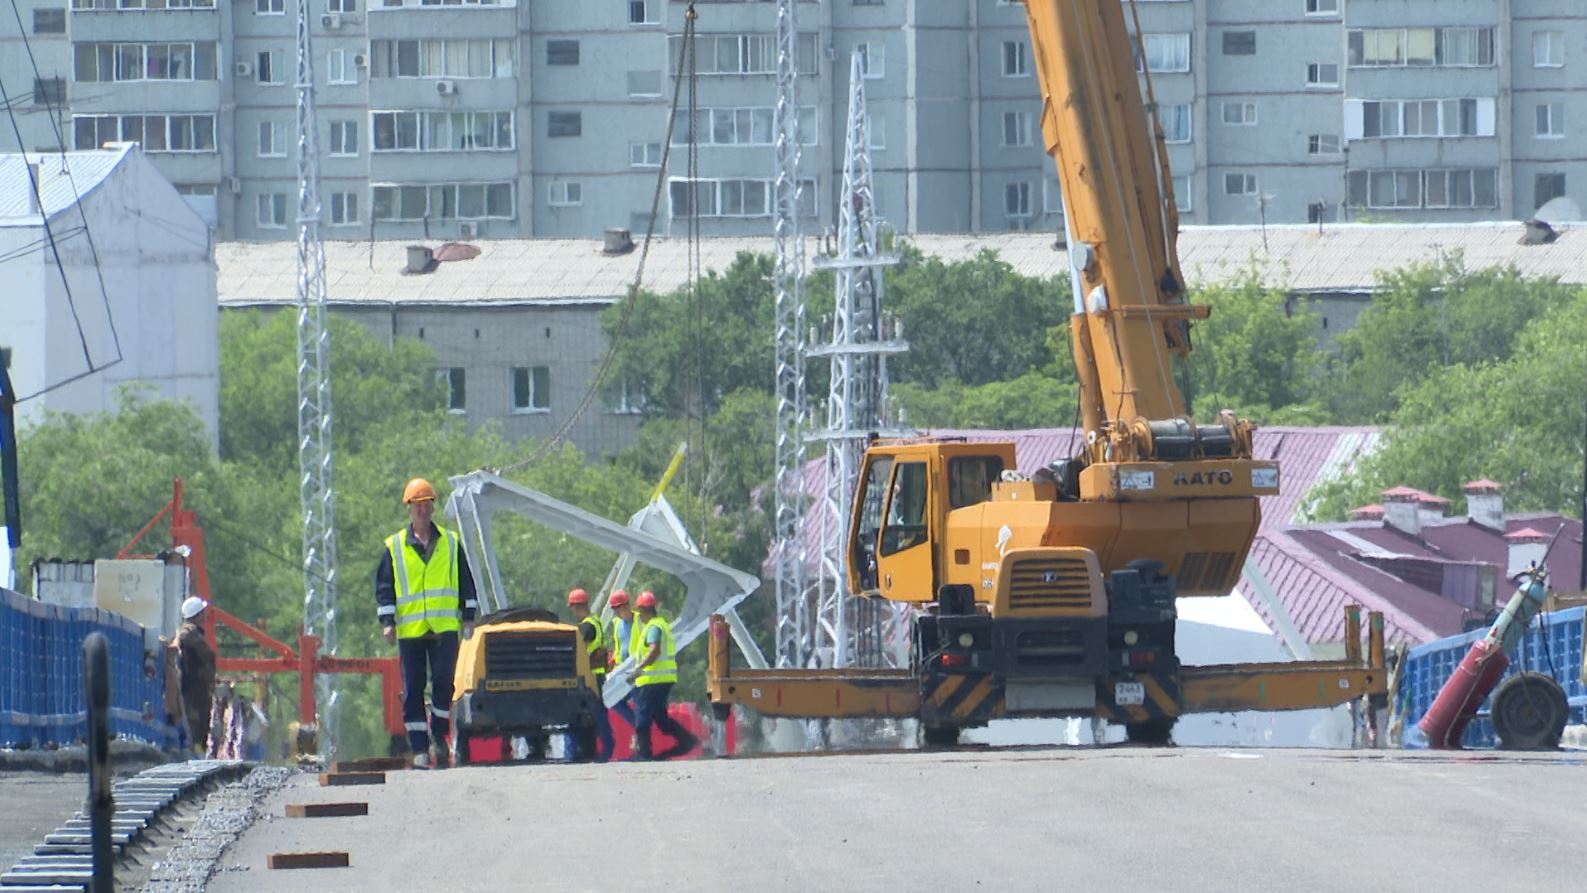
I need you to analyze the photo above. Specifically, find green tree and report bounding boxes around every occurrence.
[1324,256,1577,423]
[1182,266,1327,423]
[1304,289,1587,521]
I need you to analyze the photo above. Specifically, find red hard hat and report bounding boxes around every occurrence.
[567,588,589,606]
[608,589,630,608]
[636,590,657,609]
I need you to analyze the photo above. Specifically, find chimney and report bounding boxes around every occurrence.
[1464,479,1505,531]
[404,244,435,275]
[1382,486,1423,537]
[1505,527,1549,579]
[1417,493,1451,527]
[602,227,635,256]
[1351,504,1385,522]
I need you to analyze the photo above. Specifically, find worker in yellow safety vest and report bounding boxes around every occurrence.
[607,589,640,731]
[627,590,699,761]
[375,477,478,769]
[566,588,614,762]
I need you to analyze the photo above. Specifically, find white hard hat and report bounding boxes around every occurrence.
[181,596,209,619]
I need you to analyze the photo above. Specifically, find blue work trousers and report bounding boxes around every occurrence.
[399,632,458,755]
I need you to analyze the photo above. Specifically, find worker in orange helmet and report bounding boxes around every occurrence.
[376,477,478,769]
[628,590,699,761]
[606,589,640,733]
[565,588,614,762]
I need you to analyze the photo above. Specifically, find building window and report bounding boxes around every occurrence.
[371,182,515,221]
[668,177,817,219]
[1349,169,1495,209]
[74,113,217,152]
[627,70,662,97]
[371,111,515,151]
[1005,182,1032,219]
[857,42,885,79]
[439,368,466,413]
[1154,103,1191,143]
[547,39,579,66]
[1135,34,1191,73]
[329,0,356,11]
[607,379,644,415]
[1535,173,1567,209]
[1307,134,1341,155]
[675,33,817,76]
[329,120,358,155]
[1002,111,1032,148]
[671,106,818,147]
[371,39,514,79]
[1042,176,1062,214]
[548,181,582,207]
[1306,63,1339,88]
[547,110,581,138]
[256,0,283,12]
[32,8,65,33]
[330,192,359,225]
[630,141,661,168]
[257,193,288,228]
[258,51,283,85]
[328,49,356,84]
[1305,0,1338,15]
[1221,102,1257,126]
[1424,169,1497,209]
[257,120,286,157]
[1224,172,1257,196]
[1222,31,1255,56]
[1348,28,1494,68]
[1173,174,1193,213]
[627,0,656,25]
[1352,98,1493,139]
[1536,103,1564,138]
[511,366,550,413]
[73,42,219,82]
[867,112,884,150]
[1002,40,1029,77]
[1533,31,1564,68]
[32,78,66,107]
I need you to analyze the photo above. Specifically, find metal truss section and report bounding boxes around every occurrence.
[446,471,762,708]
[808,52,911,672]
[293,0,339,756]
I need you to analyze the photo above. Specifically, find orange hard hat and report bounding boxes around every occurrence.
[567,588,589,606]
[608,589,630,608]
[402,478,438,504]
[636,590,657,609]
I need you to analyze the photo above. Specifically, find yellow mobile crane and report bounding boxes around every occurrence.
[709,0,1388,744]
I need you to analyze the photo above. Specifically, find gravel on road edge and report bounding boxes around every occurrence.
[138,765,293,893]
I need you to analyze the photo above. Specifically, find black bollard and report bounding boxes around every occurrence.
[84,632,114,893]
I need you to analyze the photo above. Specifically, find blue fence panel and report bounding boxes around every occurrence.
[1400,606,1587,748]
[0,587,178,750]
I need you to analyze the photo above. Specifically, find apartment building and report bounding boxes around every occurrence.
[0,0,1580,240]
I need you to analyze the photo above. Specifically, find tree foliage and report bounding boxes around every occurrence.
[1182,266,1327,423]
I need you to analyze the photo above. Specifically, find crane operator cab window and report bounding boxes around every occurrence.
[852,456,894,591]
[880,462,929,557]
[948,455,1004,509]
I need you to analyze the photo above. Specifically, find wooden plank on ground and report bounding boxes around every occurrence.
[330,756,409,773]
[319,771,386,787]
[267,851,351,870]
[286,801,370,818]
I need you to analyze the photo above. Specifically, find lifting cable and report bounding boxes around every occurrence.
[495,3,701,474]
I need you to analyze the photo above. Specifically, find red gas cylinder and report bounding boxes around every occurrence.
[1418,638,1511,749]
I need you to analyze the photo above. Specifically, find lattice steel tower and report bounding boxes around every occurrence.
[293,0,340,755]
[771,0,812,671]
[809,52,910,671]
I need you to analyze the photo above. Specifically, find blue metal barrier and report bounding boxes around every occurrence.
[1399,606,1587,748]
[0,586,178,750]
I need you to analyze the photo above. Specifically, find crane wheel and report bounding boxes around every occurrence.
[922,725,960,748]
[1124,717,1176,745]
[1491,672,1568,751]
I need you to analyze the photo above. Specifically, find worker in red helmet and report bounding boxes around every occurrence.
[629,590,699,761]
[606,589,639,732]
[375,477,478,769]
[565,588,613,762]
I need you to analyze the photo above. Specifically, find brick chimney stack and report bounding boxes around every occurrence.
[1505,527,1549,578]
[1464,479,1505,531]
[1382,487,1423,537]
[1351,504,1385,522]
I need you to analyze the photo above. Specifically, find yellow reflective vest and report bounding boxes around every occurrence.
[611,616,643,664]
[634,615,678,687]
[386,527,462,639]
[581,614,607,677]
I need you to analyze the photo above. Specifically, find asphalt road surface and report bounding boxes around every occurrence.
[0,771,89,871]
[211,747,1587,893]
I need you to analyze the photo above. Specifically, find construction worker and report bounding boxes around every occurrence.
[174,596,216,754]
[628,590,699,761]
[375,477,478,769]
[607,589,639,731]
[566,588,614,762]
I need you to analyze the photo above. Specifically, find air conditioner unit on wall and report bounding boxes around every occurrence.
[225,176,241,195]
[321,13,342,29]
[353,52,368,68]
[435,79,457,96]
[234,60,253,78]
[458,221,479,239]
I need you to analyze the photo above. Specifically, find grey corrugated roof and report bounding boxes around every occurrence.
[0,145,130,223]
[216,221,1586,306]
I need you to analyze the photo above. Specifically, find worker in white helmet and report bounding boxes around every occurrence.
[174,596,216,753]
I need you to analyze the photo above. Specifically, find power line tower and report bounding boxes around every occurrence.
[809,51,909,672]
[293,0,340,756]
[771,0,811,672]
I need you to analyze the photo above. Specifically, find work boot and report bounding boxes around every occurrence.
[660,730,699,761]
[431,745,450,770]
[412,752,432,770]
